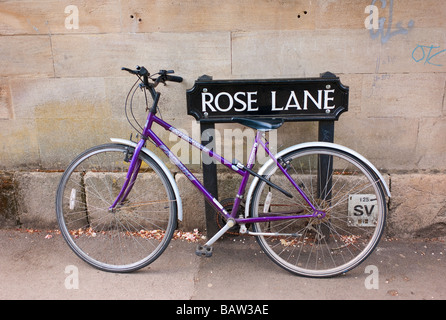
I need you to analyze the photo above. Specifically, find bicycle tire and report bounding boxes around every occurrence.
[56,143,178,272]
[250,145,386,277]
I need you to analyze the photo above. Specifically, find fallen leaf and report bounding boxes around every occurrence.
[387,290,398,296]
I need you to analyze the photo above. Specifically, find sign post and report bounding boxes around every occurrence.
[186,72,349,238]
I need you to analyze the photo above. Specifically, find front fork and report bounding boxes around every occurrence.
[108,140,144,211]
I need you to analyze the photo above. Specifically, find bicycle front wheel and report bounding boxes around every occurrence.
[56,144,178,272]
[250,145,386,277]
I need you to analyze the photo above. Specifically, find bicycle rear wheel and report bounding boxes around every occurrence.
[250,145,386,277]
[56,143,177,272]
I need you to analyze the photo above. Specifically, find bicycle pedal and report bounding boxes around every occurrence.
[195,245,213,258]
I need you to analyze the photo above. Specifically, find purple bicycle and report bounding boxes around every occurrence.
[56,66,390,277]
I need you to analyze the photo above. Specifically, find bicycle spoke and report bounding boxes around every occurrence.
[56,144,177,272]
[251,146,386,277]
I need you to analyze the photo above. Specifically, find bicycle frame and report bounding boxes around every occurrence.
[109,87,325,229]
[57,68,390,275]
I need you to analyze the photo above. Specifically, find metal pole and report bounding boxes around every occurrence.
[200,122,220,238]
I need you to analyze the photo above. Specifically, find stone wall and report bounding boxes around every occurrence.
[1,1,445,237]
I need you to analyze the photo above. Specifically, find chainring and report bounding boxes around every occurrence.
[215,198,245,235]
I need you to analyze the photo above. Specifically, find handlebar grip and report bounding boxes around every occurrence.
[121,66,149,76]
[121,67,138,74]
[166,75,183,83]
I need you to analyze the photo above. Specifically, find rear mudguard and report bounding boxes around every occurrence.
[244,142,391,218]
[110,138,183,221]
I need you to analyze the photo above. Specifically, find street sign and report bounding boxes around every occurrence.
[186,72,349,123]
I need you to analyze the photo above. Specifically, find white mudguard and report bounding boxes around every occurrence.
[110,138,183,221]
[244,142,391,218]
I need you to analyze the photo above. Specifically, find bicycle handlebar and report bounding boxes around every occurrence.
[121,66,183,87]
[165,75,183,83]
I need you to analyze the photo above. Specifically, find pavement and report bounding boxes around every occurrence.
[0,228,445,301]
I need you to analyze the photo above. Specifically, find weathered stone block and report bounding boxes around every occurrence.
[0,36,53,76]
[120,0,315,33]
[0,119,40,170]
[83,172,174,230]
[51,32,231,78]
[0,0,121,35]
[416,118,446,171]
[315,0,446,30]
[175,173,206,231]
[4,169,446,239]
[361,73,445,118]
[335,117,419,171]
[15,172,62,229]
[388,174,446,238]
[376,28,446,74]
[232,29,380,77]
[0,79,12,120]
[0,172,18,228]
[9,77,108,120]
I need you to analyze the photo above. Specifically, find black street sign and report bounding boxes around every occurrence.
[186,72,349,122]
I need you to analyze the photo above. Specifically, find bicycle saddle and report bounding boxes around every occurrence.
[231,117,284,131]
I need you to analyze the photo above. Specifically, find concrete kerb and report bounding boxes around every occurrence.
[1,170,446,239]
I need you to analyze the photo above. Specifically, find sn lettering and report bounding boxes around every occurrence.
[201,90,335,113]
[202,91,258,112]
